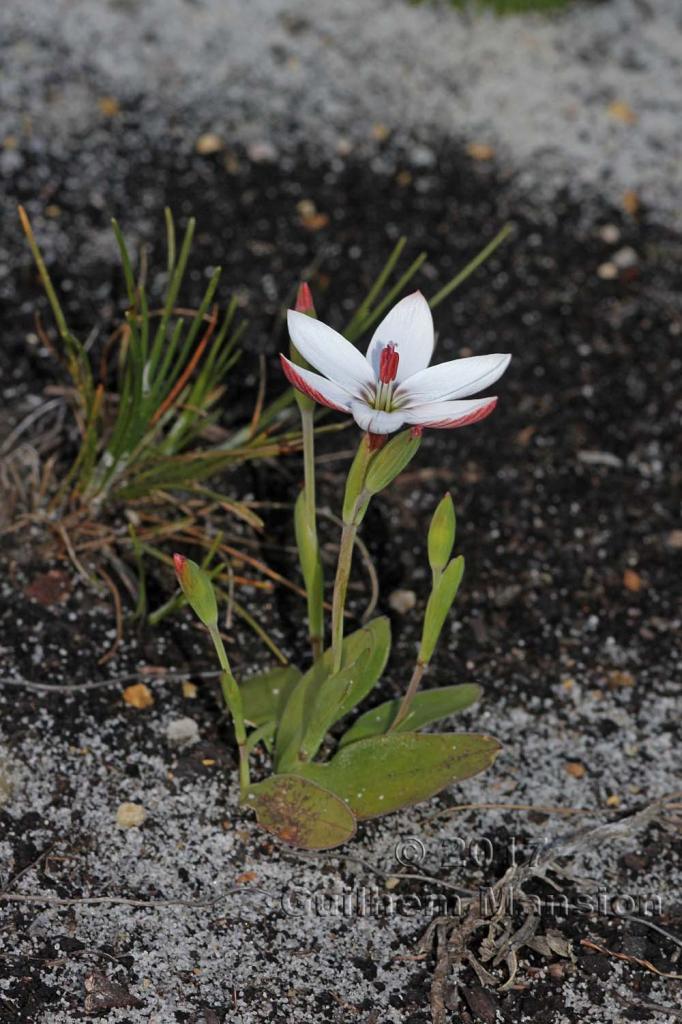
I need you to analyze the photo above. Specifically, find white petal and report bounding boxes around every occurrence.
[365,291,434,383]
[288,310,375,397]
[395,354,511,407]
[405,398,498,429]
[350,400,407,435]
[280,355,353,412]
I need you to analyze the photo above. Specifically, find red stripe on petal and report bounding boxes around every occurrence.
[421,397,498,430]
[279,354,349,413]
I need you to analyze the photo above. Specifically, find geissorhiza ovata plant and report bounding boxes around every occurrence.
[175,289,511,850]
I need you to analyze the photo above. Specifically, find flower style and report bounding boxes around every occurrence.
[281,291,511,435]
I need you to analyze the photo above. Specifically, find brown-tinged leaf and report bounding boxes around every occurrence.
[24,569,71,606]
[245,774,356,850]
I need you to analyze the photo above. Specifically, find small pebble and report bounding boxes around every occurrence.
[597,261,618,280]
[598,223,621,244]
[612,245,638,269]
[116,803,147,829]
[166,717,200,748]
[388,589,417,614]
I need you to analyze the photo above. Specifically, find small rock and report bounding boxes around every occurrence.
[612,246,638,269]
[246,140,277,163]
[565,761,586,779]
[598,223,621,244]
[597,261,618,280]
[116,803,147,829]
[195,132,223,156]
[388,589,417,614]
[665,529,682,550]
[84,970,142,1013]
[166,717,200,748]
[182,681,198,699]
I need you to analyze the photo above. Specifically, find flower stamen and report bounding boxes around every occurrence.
[375,343,399,411]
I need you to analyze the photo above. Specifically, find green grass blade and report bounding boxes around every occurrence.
[429,223,513,309]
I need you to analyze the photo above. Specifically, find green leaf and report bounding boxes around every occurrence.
[428,493,456,573]
[298,648,370,762]
[419,555,465,664]
[298,732,501,819]
[240,665,302,727]
[338,684,482,748]
[245,774,357,850]
[275,616,391,772]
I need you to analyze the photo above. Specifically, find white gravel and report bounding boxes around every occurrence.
[1,0,681,223]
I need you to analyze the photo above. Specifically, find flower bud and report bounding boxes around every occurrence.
[290,284,317,412]
[295,282,316,315]
[427,493,456,573]
[364,429,421,496]
[173,553,218,627]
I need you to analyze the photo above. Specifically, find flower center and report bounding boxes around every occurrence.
[375,343,399,411]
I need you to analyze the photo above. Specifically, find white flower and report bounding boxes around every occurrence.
[281,291,511,435]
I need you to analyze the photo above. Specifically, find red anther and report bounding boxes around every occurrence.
[295,282,316,314]
[378,343,399,384]
[367,432,388,452]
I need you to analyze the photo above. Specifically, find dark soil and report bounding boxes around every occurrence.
[1,133,681,1022]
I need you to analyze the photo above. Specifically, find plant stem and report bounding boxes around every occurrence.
[208,625,250,797]
[389,659,427,731]
[330,522,358,674]
[301,406,323,660]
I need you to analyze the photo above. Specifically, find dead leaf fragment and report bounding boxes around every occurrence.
[466,142,495,161]
[116,802,147,829]
[623,568,642,592]
[195,132,223,156]
[607,670,635,689]
[622,189,640,216]
[24,569,71,607]
[84,969,142,1013]
[235,870,258,884]
[297,199,329,232]
[182,681,198,699]
[608,100,637,125]
[565,761,586,779]
[98,96,120,117]
[123,683,154,709]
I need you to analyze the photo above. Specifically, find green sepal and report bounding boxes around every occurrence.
[274,617,391,772]
[338,684,482,748]
[428,493,456,573]
[364,430,421,495]
[297,732,501,820]
[419,555,465,664]
[245,773,357,850]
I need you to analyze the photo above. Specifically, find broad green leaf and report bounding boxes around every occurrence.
[419,555,465,664]
[244,773,356,850]
[298,732,501,819]
[298,648,369,762]
[240,665,302,727]
[275,617,391,772]
[338,684,482,748]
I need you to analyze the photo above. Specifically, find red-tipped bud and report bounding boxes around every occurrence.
[172,553,218,627]
[378,343,399,384]
[295,282,316,315]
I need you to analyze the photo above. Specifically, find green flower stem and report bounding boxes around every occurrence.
[331,437,374,673]
[301,406,323,660]
[208,624,250,797]
[330,521,359,674]
[388,659,427,732]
